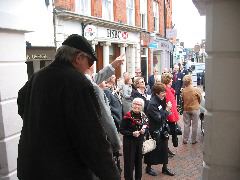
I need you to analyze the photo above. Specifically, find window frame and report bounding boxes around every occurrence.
[126,0,135,26]
[102,0,114,21]
[140,0,147,29]
[153,0,159,33]
[75,0,91,16]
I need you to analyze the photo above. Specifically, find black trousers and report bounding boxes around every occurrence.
[123,136,143,180]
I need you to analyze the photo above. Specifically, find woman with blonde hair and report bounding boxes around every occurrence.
[131,77,150,113]
[182,75,201,144]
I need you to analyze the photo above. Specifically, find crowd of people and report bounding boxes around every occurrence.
[17,34,204,180]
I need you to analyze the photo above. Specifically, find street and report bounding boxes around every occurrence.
[120,116,204,180]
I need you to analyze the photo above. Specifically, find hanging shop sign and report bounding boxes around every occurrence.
[84,25,97,41]
[149,42,158,49]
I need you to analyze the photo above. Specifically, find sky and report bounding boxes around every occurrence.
[172,0,206,48]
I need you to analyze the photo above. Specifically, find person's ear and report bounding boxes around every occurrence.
[74,54,82,65]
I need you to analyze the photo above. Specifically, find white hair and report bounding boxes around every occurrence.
[132,98,145,110]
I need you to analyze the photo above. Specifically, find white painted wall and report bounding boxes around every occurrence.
[24,0,55,47]
[0,1,31,179]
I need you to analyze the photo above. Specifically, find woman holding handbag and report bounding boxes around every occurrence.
[144,83,175,177]
[120,98,148,180]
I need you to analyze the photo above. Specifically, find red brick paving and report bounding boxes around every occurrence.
[119,116,204,180]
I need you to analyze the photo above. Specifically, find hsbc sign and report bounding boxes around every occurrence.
[106,28,128,40]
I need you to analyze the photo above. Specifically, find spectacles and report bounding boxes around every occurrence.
[79,52,94,66]
[133,102,142,106]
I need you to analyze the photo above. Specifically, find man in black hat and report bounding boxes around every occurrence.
[17,34,120,180]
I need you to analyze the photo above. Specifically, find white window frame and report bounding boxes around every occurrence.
[75,0,91,16]
[153,0,159,33]
[126,0,135,26]
[102,0,113,21]
[140,0,147,29]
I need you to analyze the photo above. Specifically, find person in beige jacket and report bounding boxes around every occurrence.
[182,75,202,144]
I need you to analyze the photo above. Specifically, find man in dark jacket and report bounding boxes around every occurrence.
[172,64,184,106]
[17,34,120,180]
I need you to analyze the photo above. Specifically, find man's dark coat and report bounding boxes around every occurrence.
[17,61,120,180]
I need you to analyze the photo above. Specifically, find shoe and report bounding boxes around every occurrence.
[168,149,175,156]
[192,141,198,144]
[146,167,157,176]
[183,140,187,144]
[162,168,175,176]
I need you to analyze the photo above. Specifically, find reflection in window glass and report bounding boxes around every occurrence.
[140,0,147,29]
[153,1,159,32]
[102,0,113,21]
[127,0,135,26]
[75,0,91,16]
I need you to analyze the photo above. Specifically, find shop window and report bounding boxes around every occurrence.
[140,0,147,29]
[153,0,159,33]
[102,0,113,21]
[127,0,135,26]
[75,0,91,16]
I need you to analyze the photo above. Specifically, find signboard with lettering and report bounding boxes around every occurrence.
[106,28,128,40]
[26,47,56,61]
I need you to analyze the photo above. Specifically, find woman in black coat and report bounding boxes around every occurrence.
[144,83,175,177]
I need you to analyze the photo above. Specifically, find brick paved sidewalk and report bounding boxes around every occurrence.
[120,116,204,180]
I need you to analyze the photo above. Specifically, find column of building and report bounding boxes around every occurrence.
[203,0,240,179]
[0,1,29,179]
[102,42,111,67]
[119,43,127,75]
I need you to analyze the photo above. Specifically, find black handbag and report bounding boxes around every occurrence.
[153,123,170,143]
[168,122,182,136]
[175,123,182,135]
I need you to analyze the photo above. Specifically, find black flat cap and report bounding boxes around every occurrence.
[62,34,97,61]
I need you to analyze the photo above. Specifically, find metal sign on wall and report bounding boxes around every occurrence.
[26,47,56,61]
[84,25,97,41]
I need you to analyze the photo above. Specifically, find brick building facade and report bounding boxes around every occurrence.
[53,0,173,80]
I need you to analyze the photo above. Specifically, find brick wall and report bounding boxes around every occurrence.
[159,0,164,36]
[135,0,141,27]
[166,0,172,28]
[54,0,75,11]
[147,0,154,32]
[92,0,102,18]
[113,0,127,23]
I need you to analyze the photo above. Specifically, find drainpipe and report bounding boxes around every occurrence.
[52,0,57,48]
[164,0,167,38]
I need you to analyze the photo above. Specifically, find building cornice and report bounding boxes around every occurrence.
[54,9,142,33]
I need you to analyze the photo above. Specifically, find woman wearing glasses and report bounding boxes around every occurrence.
[131,77,150,113]
[120,98,148,180]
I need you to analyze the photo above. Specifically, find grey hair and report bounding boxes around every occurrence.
[132,98,145,110]
[54,45,81,64]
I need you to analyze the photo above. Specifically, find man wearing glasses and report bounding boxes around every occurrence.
[17,34,120,180]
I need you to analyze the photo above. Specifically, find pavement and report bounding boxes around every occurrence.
[119,116,204,180]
